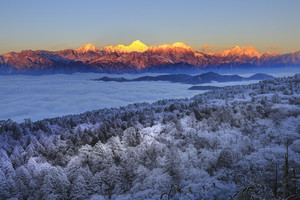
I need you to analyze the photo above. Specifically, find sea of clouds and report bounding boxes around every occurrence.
[0,70,298,122]
[0,73,200,122]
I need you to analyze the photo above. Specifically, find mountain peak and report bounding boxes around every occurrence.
[131,40,144,46]
[171,42,191,50]
[240,46,261,58]
[76,44,98,53]
[216,46,261,58]
[127,40,149,52]
[103,40,149,53]
[263,51,279,56]
[156,42,192,50]
[147,42,194,54]
[233,45,241,50]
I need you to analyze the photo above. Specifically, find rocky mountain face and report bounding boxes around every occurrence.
[0,41,299,74]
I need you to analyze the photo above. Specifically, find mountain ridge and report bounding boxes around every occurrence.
[94,72,275,85]
[0,41,299,74]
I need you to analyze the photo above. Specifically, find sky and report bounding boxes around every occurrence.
[0,0,300,54]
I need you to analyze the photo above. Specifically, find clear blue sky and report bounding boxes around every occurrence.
[1,0,299,54]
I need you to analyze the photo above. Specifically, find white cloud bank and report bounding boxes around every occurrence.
[0,70,297,122]
[0,73,201,122]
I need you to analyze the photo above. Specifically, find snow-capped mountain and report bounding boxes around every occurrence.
[215,46,262,58]
[103,40,149,53]
[0,41,299,74]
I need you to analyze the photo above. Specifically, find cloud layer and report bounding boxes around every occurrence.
[201,45,219,54]
[269,45,279,50]
[0,73,201,122]
[1,70,297,123]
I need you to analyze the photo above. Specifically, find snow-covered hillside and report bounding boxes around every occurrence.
[0,75,299,199]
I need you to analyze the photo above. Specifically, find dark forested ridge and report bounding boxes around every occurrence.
[188,85,223,90]
[94,72,274,85]
[0,75,300,199]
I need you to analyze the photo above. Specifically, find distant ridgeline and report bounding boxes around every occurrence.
[0,41,300,74]
[0,74,299,199]
[94,72,275,86]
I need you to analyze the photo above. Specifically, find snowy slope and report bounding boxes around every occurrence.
[0,74,299,199]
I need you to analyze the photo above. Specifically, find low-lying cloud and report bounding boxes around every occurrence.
[201,45,219,54]
[1,70,296,123]
[0,73,201,122]
[269,45,279,50]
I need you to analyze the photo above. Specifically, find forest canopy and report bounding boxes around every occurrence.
[0,74,299,199]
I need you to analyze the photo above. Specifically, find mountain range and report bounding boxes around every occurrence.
[1,40,299,74]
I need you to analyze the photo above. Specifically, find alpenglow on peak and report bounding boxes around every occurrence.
[75,44,98,53]
[156,42,193,51]
[103,40,149,53]
[216,46,262,58]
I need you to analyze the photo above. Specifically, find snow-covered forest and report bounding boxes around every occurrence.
[0,74,300,200]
